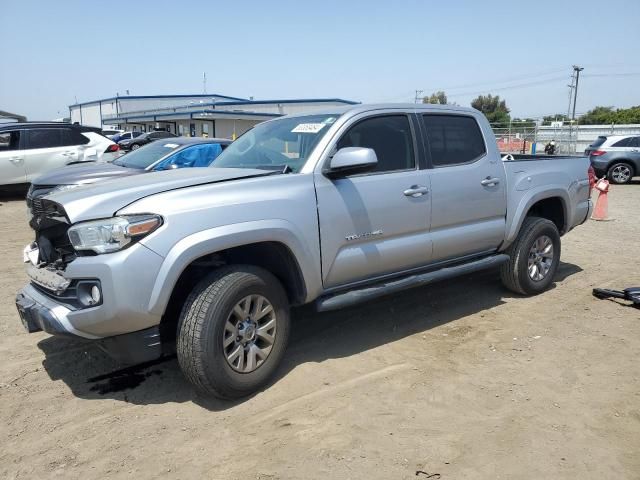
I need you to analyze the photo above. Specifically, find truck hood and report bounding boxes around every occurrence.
[48,167,274,223]
[34,162,141,186]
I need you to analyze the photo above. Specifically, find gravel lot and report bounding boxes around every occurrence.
[1,184,639,479]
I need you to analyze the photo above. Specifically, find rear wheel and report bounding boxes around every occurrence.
[500,216,561,295]
[177,265,290,399]
[607,162,634,184]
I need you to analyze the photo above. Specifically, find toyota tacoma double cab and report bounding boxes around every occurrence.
[16,104,593,399]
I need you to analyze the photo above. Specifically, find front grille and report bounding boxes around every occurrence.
[26,185,58,216]
[28,199,76,268]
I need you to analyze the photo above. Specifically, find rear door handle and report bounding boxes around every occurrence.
[481,177,500,186]
[9,156,23,164]
[403,185,429,197]
[62,151,76,157]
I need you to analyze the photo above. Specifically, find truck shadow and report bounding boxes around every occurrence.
[37,262,583,409]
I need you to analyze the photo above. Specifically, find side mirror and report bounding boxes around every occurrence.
[325,147,378,178]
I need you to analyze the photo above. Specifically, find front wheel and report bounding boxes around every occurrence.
[131,143,141,150]
[177,266,290,399]
[607,162,634,184]
[500,217,561,295]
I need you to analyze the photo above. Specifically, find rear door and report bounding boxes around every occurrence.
[0,129,27,185]
[421,113,506,262]
[23,128,80,181]
[314,112,432,288]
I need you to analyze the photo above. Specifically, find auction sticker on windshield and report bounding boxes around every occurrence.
[291,123,325,134]
[163,143,180,148]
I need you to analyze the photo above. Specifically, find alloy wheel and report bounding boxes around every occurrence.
[528,235,554,281]
[223,294,277,373]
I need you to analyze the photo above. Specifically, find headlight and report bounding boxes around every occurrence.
[67,214,162,254]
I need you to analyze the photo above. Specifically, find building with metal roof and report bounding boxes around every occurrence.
[69,94,358,139]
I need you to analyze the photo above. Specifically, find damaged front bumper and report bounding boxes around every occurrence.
[16,241,167,365]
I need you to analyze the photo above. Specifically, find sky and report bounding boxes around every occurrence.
[1,0,639,120]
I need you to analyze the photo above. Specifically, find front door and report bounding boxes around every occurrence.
[421,113,506,261]
[0,130,27,185]
[315,114,432,289]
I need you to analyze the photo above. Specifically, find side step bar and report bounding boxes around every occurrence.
[316,254,510,312]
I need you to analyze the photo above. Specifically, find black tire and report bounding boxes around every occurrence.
[607,162,634,184]
[131,143,141,150]
[500,216,561,295]
[177,265,290,399]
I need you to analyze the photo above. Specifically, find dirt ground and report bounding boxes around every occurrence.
[1,184,639,480]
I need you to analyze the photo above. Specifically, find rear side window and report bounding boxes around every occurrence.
[336,115,415,173]
[612,137,633,147]
[422,115,486,166]
[631,137,640,148]
[0,131,20,151]
[26,129,63,149]
[61,128,90,146]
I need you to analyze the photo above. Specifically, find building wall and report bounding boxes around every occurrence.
[214,119,260,139]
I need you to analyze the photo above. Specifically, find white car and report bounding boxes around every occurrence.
[0,122,119,188]
[102,128,124,139]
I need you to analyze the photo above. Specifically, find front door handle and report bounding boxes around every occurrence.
[481,177,500,186]
[404,185,429,197]
[9,156,23,164]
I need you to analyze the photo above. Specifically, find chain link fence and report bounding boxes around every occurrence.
[491,121,640,155]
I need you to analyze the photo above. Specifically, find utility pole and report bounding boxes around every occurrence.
[566,73,575,121]
[571,65,584,120]
[414,90,424,104]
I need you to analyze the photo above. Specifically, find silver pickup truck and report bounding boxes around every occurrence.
[16,104,593,398]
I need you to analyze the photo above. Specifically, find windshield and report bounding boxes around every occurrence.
[113,141,182,169]
[212,114,339,173]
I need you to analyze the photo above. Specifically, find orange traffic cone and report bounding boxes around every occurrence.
[591,178,610,221]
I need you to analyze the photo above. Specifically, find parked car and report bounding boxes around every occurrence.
[119,130,177,150]
[16,104,593,399]
[0,122,118,188]
[27,137,231,200]
[586,134,640,184]
[111,131,143,144]
[102,128,124,139]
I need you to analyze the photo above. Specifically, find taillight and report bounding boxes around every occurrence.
[105,144,120,153]
[591,150,606,156]
[588,166,596,194]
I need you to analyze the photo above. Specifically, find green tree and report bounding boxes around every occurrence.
[471,94,510,127]
[422,91,448,105]
[578,106,640,125]
[542,114,570,125]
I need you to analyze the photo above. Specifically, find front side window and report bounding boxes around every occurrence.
[0,131,20,151]
[422,114,486,167]
[213,114,339,173]
[336,115,415,173]
[26,129,63,149]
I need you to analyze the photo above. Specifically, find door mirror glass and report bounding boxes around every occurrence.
[326,147,377,178]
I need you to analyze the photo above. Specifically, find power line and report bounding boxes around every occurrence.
[446,75,568,98]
